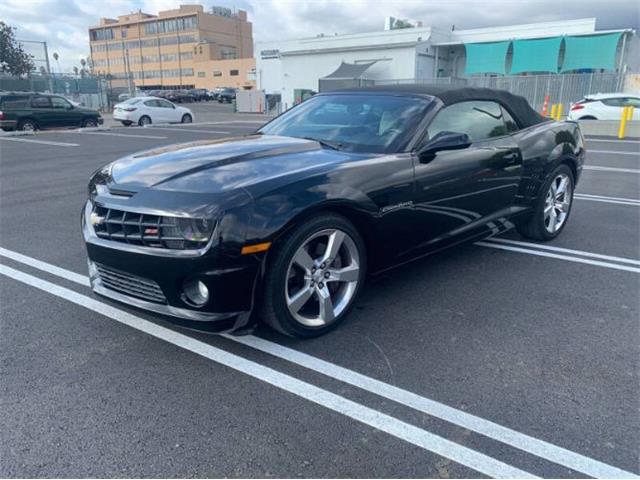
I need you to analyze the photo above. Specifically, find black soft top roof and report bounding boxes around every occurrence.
[333,85,548,128]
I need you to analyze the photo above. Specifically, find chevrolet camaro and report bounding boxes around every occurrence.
[83,86,585,338]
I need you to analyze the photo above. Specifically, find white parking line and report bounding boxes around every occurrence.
[78,131,167,139]
[587,150,639,156]
[1,247,639,478]
[586,138,640,144]
[141,127,231,134]
[575,193,640,206]
[476,241,640,273]
[227,335,638,479]
[0,263,537,479]
[583,166,640,173]
[0,137,79,147]
[484,238,640,266]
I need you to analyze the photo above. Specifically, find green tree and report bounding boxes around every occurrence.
[0,22,35,76]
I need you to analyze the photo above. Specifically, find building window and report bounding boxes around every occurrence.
[197,72,206,77]
[229,69,239,76]
[213,71,222,77]
[199,46,203,54]
[90,28,114,41]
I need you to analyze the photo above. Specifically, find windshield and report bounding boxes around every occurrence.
[258,94,432,153]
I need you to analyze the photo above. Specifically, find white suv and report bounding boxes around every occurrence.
[568,93,640,121]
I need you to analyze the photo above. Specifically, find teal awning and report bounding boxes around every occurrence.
[561,33,622,72]
[464,41,510,75]
[510,37,562,74]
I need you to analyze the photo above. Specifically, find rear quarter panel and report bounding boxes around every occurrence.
[511,120,585,207]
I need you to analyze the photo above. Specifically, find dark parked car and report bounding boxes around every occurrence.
[165,90,195,103]
[83,86,584,338]
[0,92,103,131]
[217,88,236,103]
[188,88,209,102]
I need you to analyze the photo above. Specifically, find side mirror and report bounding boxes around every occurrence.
[67,104,74,110]
[418,131,471,161]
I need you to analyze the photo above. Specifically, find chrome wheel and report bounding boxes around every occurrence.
[20,121,36,132]
[544,173,572,234]
[285,229,360,327]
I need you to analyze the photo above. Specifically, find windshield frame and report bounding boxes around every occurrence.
[257,92,436,154]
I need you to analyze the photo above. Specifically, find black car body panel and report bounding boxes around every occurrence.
[83,87,585,332]
[0,93,103,131]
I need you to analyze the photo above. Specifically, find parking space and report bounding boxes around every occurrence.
[1,118,638,478]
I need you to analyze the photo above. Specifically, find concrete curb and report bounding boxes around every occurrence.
[75,126,112,132]
[0,130,35,137]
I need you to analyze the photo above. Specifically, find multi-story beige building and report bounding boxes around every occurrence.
[88,4,255,90]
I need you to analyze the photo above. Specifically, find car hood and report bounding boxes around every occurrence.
[106,135,367,195]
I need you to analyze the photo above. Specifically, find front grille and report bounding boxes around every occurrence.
[91,205,207,250]
[95,263,167,304]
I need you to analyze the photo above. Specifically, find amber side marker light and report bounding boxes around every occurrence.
[241,242,272,255]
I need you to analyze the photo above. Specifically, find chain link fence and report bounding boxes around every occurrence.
[374,72,632,114]
[0,74,110,111]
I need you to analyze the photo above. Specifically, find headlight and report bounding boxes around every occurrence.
[164,216,215,243]
[177,217,214,242]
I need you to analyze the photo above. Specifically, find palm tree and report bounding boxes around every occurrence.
[53,52,61,75]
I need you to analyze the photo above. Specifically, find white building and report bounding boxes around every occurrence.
[256,18,637,108]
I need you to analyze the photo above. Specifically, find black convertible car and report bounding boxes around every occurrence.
[83,86,585,337]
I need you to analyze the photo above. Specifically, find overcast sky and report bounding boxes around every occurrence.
[2,0,638,72]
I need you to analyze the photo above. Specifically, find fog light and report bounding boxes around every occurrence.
[183,279,209,306]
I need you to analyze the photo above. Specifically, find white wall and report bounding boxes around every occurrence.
[259,45,419,107]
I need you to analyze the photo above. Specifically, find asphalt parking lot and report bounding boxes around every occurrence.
[1,106,639,478]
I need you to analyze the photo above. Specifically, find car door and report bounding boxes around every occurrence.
[156,99,180,123]
[596,97,628,120]
[50,96,83,127]
[29,95,54,128]
[141,99,164,123]
[407,100,523,257]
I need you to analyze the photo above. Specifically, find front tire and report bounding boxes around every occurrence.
[82,118,98,128]
[517,164,574,241]
[261,214,366,338]
[181,113,192,123]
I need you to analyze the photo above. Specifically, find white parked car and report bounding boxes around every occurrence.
[568,93,640,121]
[113,97,194,126]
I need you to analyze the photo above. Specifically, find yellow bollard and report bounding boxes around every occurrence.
[550,103,558,120]
[627,105,634,121]
[556,103,563,121]
[618,106,631,139]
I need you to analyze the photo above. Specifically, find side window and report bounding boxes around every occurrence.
[501,106,519,133]
[31,96,51,108]
[157,99,174,108]
[623,97,640,107]
[601,97,625,107]
[427,101,511,142]
[0,96,29,108]
[51,96,71,109]
[144,100,159,107]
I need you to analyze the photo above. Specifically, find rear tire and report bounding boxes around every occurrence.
[579,115,597,120]
[121,121,132,127]
[181,113,192,123]
[517,164,574,241]
[138,115,151,127]
[260,214,366,338]
[18,119,37,132]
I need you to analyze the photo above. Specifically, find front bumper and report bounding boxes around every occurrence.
[82,202,259,333]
